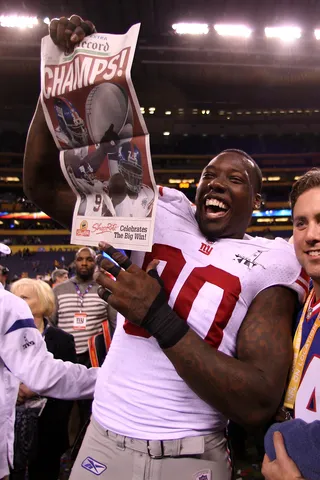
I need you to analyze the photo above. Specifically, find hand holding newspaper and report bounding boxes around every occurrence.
[41,24,157,251]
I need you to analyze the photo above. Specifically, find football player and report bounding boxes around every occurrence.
[109,142,154,218]
[65,164,115,217]
[64,140,153,218]
[54,97,89,148]
[24,16,305,480]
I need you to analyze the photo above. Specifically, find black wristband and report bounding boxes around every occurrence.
[142,300,189,349]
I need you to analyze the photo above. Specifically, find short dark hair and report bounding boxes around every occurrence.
[290,168,320,213]
[220,149,262,193]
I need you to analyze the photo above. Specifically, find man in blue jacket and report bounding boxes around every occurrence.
[263,169,320,480]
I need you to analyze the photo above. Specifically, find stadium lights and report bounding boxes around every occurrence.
[0,15,38,28]
[214,24,252,38]
[0,176,20,182]
[169,178,194,184]
[275,217,289,223]
[172,23,209,35]
[257,218,273,223]
[265,26,301,41]
[315,29,320,40]
[165,110,172,115]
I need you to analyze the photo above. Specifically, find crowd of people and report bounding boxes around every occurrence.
[0,13,320,480]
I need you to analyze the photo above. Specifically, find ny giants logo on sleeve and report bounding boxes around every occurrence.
[22,335,35,350]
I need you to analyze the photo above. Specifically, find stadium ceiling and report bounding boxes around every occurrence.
[2,0,320,120]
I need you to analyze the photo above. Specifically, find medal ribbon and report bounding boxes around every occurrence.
[284,289,320,409]
[74,283,93,312]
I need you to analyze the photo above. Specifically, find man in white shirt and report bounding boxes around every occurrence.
[0,244,97,480]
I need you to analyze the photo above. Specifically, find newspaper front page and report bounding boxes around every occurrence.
[41,24,157,251]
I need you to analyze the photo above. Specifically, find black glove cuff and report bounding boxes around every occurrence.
[142,296,189,349]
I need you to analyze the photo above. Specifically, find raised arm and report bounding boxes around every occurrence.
[1,294,97,399]
[23,98,75,229]
[24,16,95,228]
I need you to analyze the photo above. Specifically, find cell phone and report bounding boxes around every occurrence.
[101,249,126,265]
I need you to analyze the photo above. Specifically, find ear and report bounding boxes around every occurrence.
[253,193,262,210]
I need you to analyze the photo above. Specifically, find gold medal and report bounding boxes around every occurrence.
[306,305,313,320]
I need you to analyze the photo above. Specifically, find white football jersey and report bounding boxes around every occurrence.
[80,191,115,217]
[93,187,306,440]
[113,185,154,218]
[68,174,115,217]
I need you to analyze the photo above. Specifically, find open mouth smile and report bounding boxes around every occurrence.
[306,250,320,257]
[204,197,230,219]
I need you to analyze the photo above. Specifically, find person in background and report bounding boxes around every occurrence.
[0,242,97,480]
[10,279,76,480]
[263,169,320,480]
[0,266,9,290]
[51,247,116,430]
[51,268,68,288]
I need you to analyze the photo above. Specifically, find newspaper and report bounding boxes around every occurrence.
[40,24,157,252]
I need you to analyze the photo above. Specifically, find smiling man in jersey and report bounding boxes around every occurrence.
[262,169,320,480]
[23,16,307,480]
